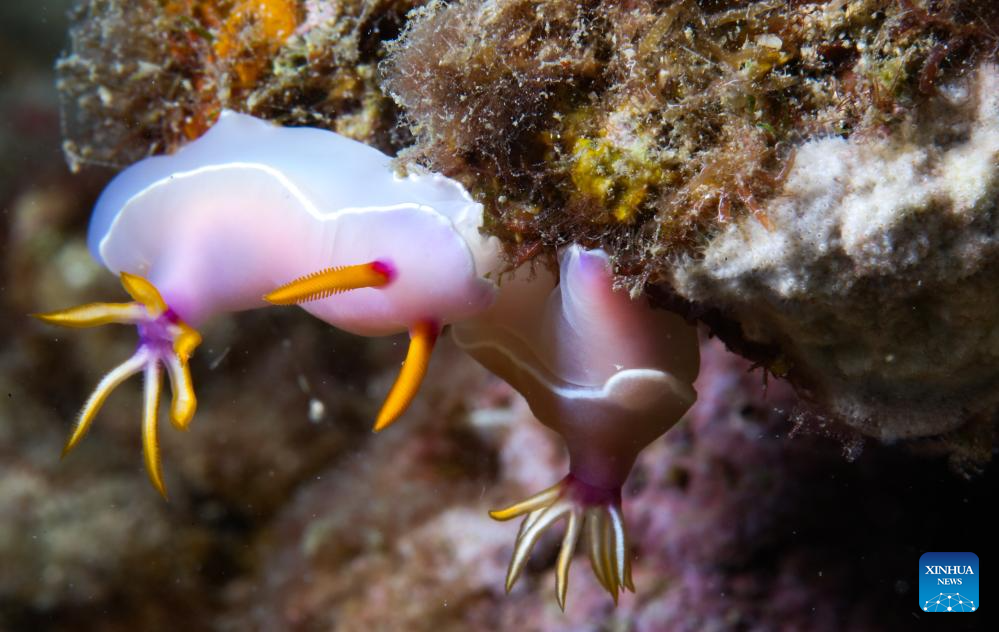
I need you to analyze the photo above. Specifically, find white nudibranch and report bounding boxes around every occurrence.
[35,110,499,496]
[453,245,700,609]
[37,111,702,610]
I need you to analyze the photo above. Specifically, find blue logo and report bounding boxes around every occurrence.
[919,552,979,612]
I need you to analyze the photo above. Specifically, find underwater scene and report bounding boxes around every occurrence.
[0,1,994,630]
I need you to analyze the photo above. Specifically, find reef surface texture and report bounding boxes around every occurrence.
[379,0,999,451]
[674,63,999,445]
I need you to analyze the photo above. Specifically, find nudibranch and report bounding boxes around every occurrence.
[453,246,700,608]
[35,110,498,496]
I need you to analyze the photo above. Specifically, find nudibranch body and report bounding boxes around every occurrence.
[88,110,497,331]
[38,111,701,610]
[454,246,700,608]
[37,110,498,495]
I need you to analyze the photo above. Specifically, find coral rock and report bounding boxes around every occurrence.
[674,63,999,443]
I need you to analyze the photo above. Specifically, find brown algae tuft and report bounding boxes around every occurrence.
[57,0,422,170]
[382,0,999,275]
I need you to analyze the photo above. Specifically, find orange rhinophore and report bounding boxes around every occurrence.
[373,320,440,433]
[265,261,395,305]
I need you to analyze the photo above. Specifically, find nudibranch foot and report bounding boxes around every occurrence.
[489,474,633,610]
[34,273,203,498]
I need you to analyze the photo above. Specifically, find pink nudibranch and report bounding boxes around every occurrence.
[88,110,498,332]
[35,112,702,609]
[453,245,700,607]
[36,110,499,496]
